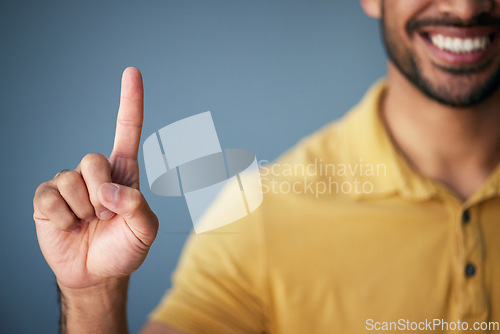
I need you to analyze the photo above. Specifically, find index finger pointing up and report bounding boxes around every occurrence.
[110,67,144,161]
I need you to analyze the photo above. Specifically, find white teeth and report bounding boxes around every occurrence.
[430,34,491,53]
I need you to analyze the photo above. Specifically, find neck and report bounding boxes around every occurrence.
[382,64,500,200]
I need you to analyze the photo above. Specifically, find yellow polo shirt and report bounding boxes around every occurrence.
[150,81,500,333]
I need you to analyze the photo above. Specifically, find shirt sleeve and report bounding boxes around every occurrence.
[148,210,270,334]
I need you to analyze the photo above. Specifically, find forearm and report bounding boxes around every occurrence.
[58,277,129,334]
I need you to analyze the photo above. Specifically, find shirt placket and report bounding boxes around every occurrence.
[456,204,488,332]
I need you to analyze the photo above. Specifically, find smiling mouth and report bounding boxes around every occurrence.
[421,32,495,54]
[424,33,494,53]
[417,28,499,67]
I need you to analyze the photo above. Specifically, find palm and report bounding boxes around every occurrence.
[35,213,148,289]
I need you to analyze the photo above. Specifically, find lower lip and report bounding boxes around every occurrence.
[420,33,497,66]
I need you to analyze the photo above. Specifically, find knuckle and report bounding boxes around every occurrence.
[34,182,50,207]
[38,189,62,213]
[54,169,70,179]
[56,170,81,189]
[34,181,49,197]
[81,153,108,168]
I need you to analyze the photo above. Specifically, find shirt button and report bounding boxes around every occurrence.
[465,263,476,278]
[462,209,471,224]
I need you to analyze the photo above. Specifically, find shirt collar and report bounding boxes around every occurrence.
[343,80,500,203]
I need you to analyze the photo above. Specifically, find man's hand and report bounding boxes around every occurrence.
[33,67,158,290]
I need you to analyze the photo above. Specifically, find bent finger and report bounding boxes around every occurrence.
[77,153,115,220]
[54,170,95,221]
[34,184,79,232]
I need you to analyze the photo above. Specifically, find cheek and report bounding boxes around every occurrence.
[382,8,407,48]
[383,2,407,37]
[384,0,432,36]
[382,9,417,73]
[393,0,431,14]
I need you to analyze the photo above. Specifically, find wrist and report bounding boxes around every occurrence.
[58,276,129,302]
[57,277,129,334]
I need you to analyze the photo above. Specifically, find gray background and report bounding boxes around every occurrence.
[0,0,386,332]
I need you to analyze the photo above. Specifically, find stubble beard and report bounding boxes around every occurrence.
[380,3,500,108]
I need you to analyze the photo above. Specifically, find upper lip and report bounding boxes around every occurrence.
[418,26,499,38]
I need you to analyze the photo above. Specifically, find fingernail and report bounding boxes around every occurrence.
[98,210,114,220]
[101,183,120,202]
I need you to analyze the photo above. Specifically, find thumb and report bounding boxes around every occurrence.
[97,183,158,247]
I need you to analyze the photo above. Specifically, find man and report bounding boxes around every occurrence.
[33,0,500,333]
